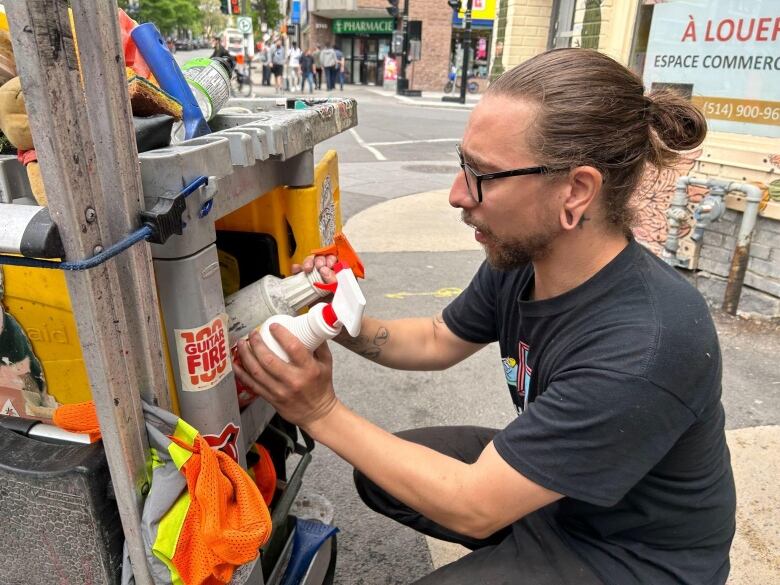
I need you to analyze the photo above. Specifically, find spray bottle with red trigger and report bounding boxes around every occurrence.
[225,233,365,344]
[259,262,366,363]
[232,262,366,406]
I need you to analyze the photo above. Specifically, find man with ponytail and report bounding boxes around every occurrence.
[236,49,735,585]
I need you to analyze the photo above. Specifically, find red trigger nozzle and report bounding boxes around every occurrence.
[314,282,338,293]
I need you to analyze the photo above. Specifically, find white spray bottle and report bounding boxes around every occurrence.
[258,263,366,363]
[232,263,366,406]
[225,233,365,344]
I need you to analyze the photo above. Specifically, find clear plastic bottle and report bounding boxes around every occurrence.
[182,56,233,119]
[172,56,234,141]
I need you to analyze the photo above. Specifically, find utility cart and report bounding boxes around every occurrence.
[0,2,356,584]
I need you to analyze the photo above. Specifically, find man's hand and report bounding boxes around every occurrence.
[292,253,339,284]
[234,325,339,428]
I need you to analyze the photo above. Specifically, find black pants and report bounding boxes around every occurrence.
[353,426,604,585]
[325,66,337,90]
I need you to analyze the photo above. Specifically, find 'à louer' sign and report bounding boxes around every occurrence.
[333,18,395,35]
[643,0,780,138]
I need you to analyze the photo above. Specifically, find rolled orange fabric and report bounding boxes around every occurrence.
[52,401,102,442]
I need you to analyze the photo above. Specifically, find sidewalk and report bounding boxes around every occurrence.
[245,72,480,109]
[363,86,481,110]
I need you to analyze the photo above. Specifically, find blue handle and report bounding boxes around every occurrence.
[279,519,338,585]
[131,23,210,140]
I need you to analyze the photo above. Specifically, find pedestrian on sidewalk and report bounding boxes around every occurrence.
[320,43,338,91]
[258,41,271,86]
[287,42,302,94]
[335,46,345,90]
[210,36,230,62]
[299,48,315,94]
[313,45,323,90]
[237,48,735,585]
[271,39,286,94]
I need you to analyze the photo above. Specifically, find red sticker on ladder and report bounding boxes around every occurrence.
[175,314,232,392]
[203,422,241,462]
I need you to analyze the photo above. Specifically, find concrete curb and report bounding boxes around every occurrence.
[364,87,479,110]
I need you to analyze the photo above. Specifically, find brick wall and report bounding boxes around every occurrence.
[304,14,336,49]
[357,0,452,91]
[407,2,452,91]
[502,0,553,69]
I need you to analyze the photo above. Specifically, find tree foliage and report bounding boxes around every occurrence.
[135,0,202,37]
[200,0,228,38]
[251,0,282,32]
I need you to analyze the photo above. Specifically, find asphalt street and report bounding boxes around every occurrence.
[174,49,780,583]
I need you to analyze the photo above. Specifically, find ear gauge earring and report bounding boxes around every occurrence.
[564,210,576,229]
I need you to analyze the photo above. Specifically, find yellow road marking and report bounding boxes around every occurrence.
[385,287,463,299]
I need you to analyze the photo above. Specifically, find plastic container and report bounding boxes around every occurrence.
[258,265,365,363]
[260,304,339,363]
[181,57,234,120]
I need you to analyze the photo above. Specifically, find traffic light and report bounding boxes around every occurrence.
[230,0,241,14]
[447,0,460,12]
[221,0,229,14]
[386,0,399,17]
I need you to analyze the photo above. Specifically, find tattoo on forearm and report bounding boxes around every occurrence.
[432,314,445,339]
[373,327,389,346]
[343,327,389,361]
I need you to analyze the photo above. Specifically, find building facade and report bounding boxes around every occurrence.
[297,0,491,91]
[489,0,780,316]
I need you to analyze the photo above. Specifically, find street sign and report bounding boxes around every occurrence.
[237,16,253,34]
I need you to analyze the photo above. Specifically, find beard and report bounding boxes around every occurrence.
[463,211,559,271]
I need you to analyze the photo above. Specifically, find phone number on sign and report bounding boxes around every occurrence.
[700,100,780,124]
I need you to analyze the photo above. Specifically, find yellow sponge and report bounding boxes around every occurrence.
[127,69,182,120]
[0,77,33,150]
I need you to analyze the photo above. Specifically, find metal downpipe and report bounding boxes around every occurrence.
[722,182,764,315]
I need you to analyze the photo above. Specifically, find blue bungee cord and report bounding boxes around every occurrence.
[0,176,208,271]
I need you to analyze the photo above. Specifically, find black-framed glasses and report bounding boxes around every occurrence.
[456,145,564,203]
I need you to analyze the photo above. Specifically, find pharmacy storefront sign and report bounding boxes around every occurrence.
[333,19,394,35]
[643,0,780,138]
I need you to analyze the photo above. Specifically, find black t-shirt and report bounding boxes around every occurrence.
[443,240,735,585]
[300,54,314,74]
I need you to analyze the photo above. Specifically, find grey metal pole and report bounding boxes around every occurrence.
[396,0,410,95]
[459,0,473,104]
[443,0,472,105]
